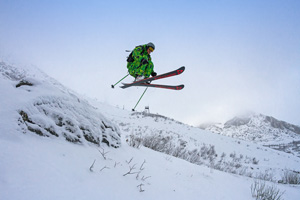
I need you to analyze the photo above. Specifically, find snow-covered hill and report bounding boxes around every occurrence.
[200,114,300,157]
[1,61,300,200]
[0,61,120,147]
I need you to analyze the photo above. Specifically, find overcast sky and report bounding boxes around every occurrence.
[1,0,300,126]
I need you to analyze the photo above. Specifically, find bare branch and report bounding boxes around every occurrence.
[126,157,134,164]
[142,176,151,181]
[136,171,141,180]
[123,164,139,176]
[114,161,121,168]
[98,147,109,160]
[100,166,110,172]
[89,159,96,172]
[140,160,146,170]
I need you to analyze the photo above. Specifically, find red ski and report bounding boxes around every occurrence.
[120,66,185,89]
[132,83,184,90]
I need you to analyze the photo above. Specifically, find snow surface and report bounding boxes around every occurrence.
[1,62,300,200]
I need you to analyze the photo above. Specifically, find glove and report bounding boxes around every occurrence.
[141,58,148,65]
[151,72,157,77]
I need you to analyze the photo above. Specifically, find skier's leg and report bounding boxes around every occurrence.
[143,61,154,78]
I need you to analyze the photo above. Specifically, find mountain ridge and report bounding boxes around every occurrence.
[200,113,300,157]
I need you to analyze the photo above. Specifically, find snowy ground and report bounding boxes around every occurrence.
[1,62,300,200]
[1,132,300,200]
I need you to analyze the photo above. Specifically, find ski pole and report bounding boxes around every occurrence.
[111,74,129,88]
[132,87,148,111]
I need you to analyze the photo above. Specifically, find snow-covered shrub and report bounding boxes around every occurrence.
[280,170,300,185]
[18,97,121,147]
[255,170,276,182]
[251,180,285,200]
[127,134,142,149]
[127,133,263,178]
[142,134,174,153]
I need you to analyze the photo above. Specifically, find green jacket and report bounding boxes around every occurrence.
[127,44,154,78]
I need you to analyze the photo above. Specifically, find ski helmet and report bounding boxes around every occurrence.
[147,42,155,51]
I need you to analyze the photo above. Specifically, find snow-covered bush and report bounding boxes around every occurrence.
[251,180,285,200]
[17,96,121,147]
[280,170,300,185]
[127,134,143,149]
[127,133,261,177]
[255,170,276,182]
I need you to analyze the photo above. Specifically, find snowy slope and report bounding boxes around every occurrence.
[1,62,300,200]
[93,103,300,182]
[0,61,120,147]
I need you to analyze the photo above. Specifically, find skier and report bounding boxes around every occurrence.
[127,42,157,81]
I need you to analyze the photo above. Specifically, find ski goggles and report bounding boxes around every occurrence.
[148,47,154,52]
